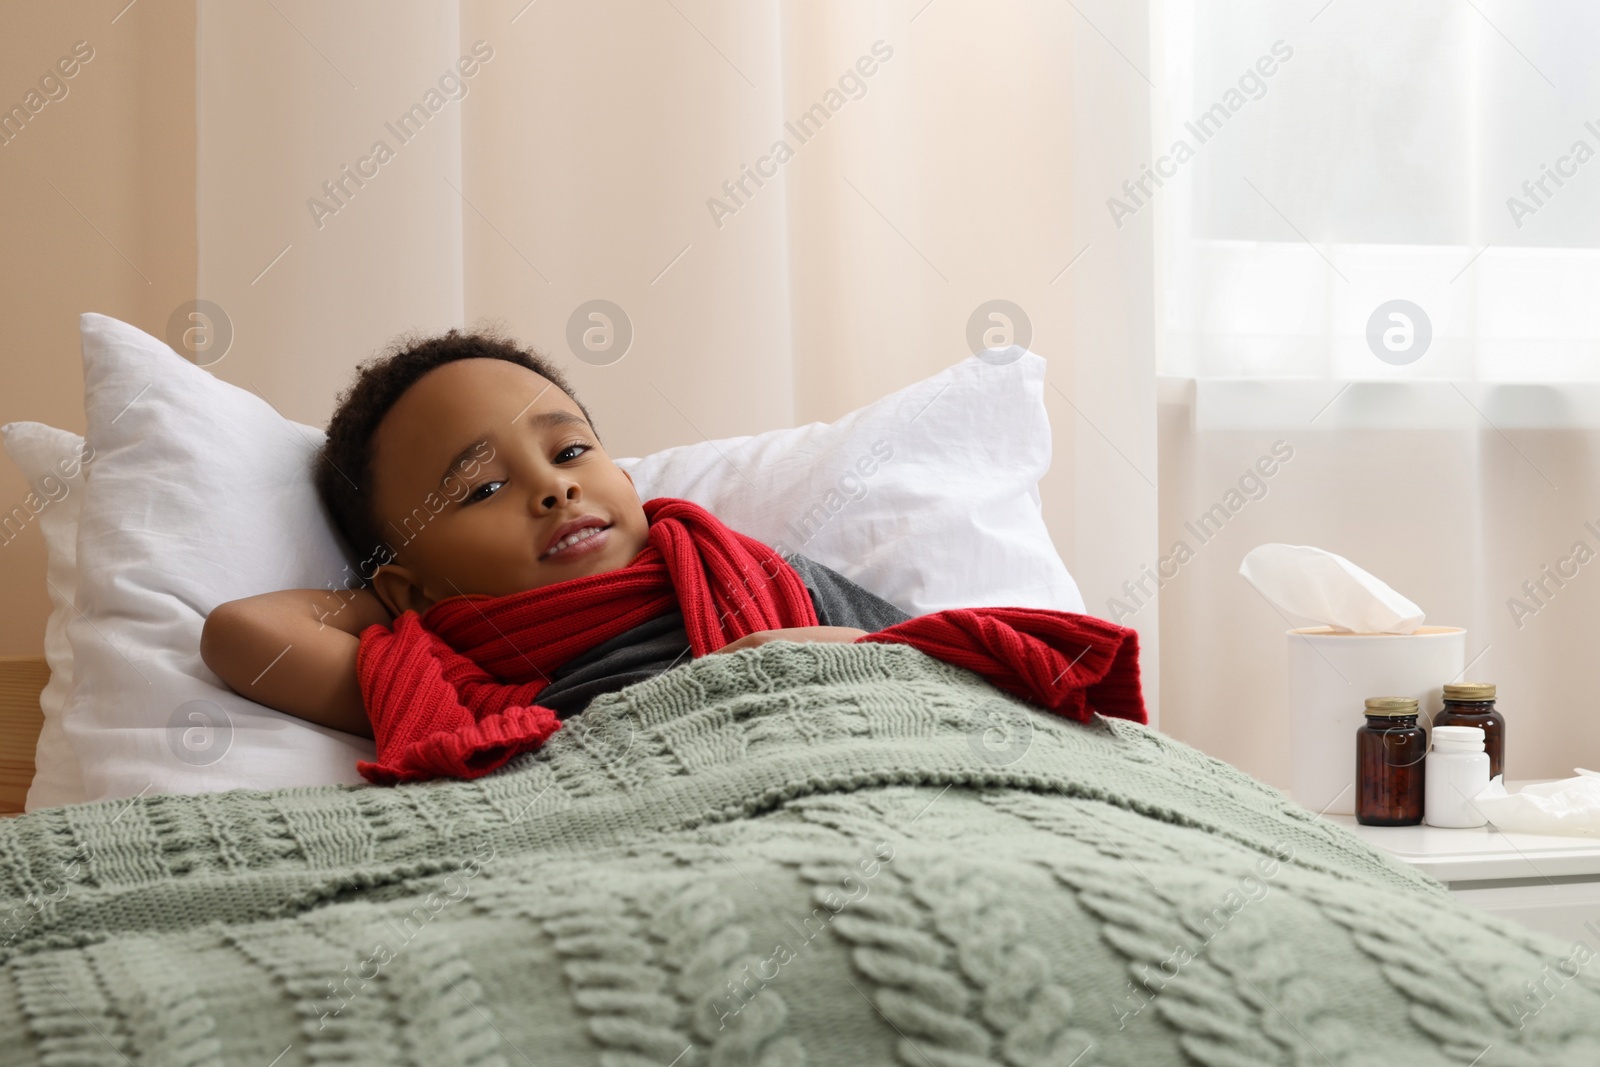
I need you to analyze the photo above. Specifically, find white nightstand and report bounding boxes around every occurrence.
[1325,813,1600,945]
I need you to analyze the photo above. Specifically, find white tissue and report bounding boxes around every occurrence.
[1474,775,1600,837]
[1239,543,1424,634]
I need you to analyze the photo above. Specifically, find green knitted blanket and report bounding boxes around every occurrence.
[1,641,1597,1066]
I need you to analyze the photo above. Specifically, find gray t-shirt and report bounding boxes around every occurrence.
[534,554,912,719]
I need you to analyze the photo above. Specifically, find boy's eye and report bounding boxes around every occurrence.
[556,443,592,463]
[466,480,504,503]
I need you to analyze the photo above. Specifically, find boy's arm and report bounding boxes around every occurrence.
[199,588,393,738]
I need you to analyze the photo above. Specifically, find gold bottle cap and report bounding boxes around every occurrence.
[1364,696,1420,716]
[1443,682,1496,701]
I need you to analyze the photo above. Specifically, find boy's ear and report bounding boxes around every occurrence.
[370,563,436,618]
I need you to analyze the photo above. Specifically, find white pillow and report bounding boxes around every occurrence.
[17,314,1080,806]
[0,423,92,810]
[59,313,373,804]
[615,350,1084,616]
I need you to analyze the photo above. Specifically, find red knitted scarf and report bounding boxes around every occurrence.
[355,496,1144,784]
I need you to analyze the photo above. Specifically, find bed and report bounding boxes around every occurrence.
[6,315,1600,1063]
[4,639,1600,1065]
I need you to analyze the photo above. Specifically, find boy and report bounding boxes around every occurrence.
[201,329,913,754]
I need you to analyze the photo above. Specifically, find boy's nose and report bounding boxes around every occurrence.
[538,481,580,511]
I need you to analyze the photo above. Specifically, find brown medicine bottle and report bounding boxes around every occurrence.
[1356,697,1426,826]
[1433,682,1504,781]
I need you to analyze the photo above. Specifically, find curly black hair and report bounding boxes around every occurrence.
[314,326,595,568]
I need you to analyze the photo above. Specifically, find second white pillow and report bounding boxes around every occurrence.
[617,351,1083,616]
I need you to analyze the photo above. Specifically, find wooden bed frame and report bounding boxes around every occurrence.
[0,657,48,815]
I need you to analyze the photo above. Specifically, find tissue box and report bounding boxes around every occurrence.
[1286,625,1466,815]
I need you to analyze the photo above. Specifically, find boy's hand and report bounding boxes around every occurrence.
[710,627,868,656]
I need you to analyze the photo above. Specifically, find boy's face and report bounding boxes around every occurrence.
[366,358,650,616]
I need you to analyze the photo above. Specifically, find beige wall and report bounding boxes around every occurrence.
[195,0,466,430]
[0,0,196,656]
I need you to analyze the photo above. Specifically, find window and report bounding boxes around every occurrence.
[1155,0,1600,386]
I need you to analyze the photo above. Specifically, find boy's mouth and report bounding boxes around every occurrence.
[542,517,612,560]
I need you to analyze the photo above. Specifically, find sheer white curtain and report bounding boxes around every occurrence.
[1153,0,1600,783]
[195,1,1162,712]
[1159,0,1600,386]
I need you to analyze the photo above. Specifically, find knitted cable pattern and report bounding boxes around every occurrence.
[905,859,1096,1066]
[982,788,1600,1066]
[5,641,1600,1065]
[462,857,809,1067]
[13,950,143,1065]
[666,878,807,1067]
[538,894,693,1067]
[784,787,1096,1065]
[990,793,1424,1061]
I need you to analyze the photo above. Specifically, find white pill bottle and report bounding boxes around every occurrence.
[1424,725,1491,828]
